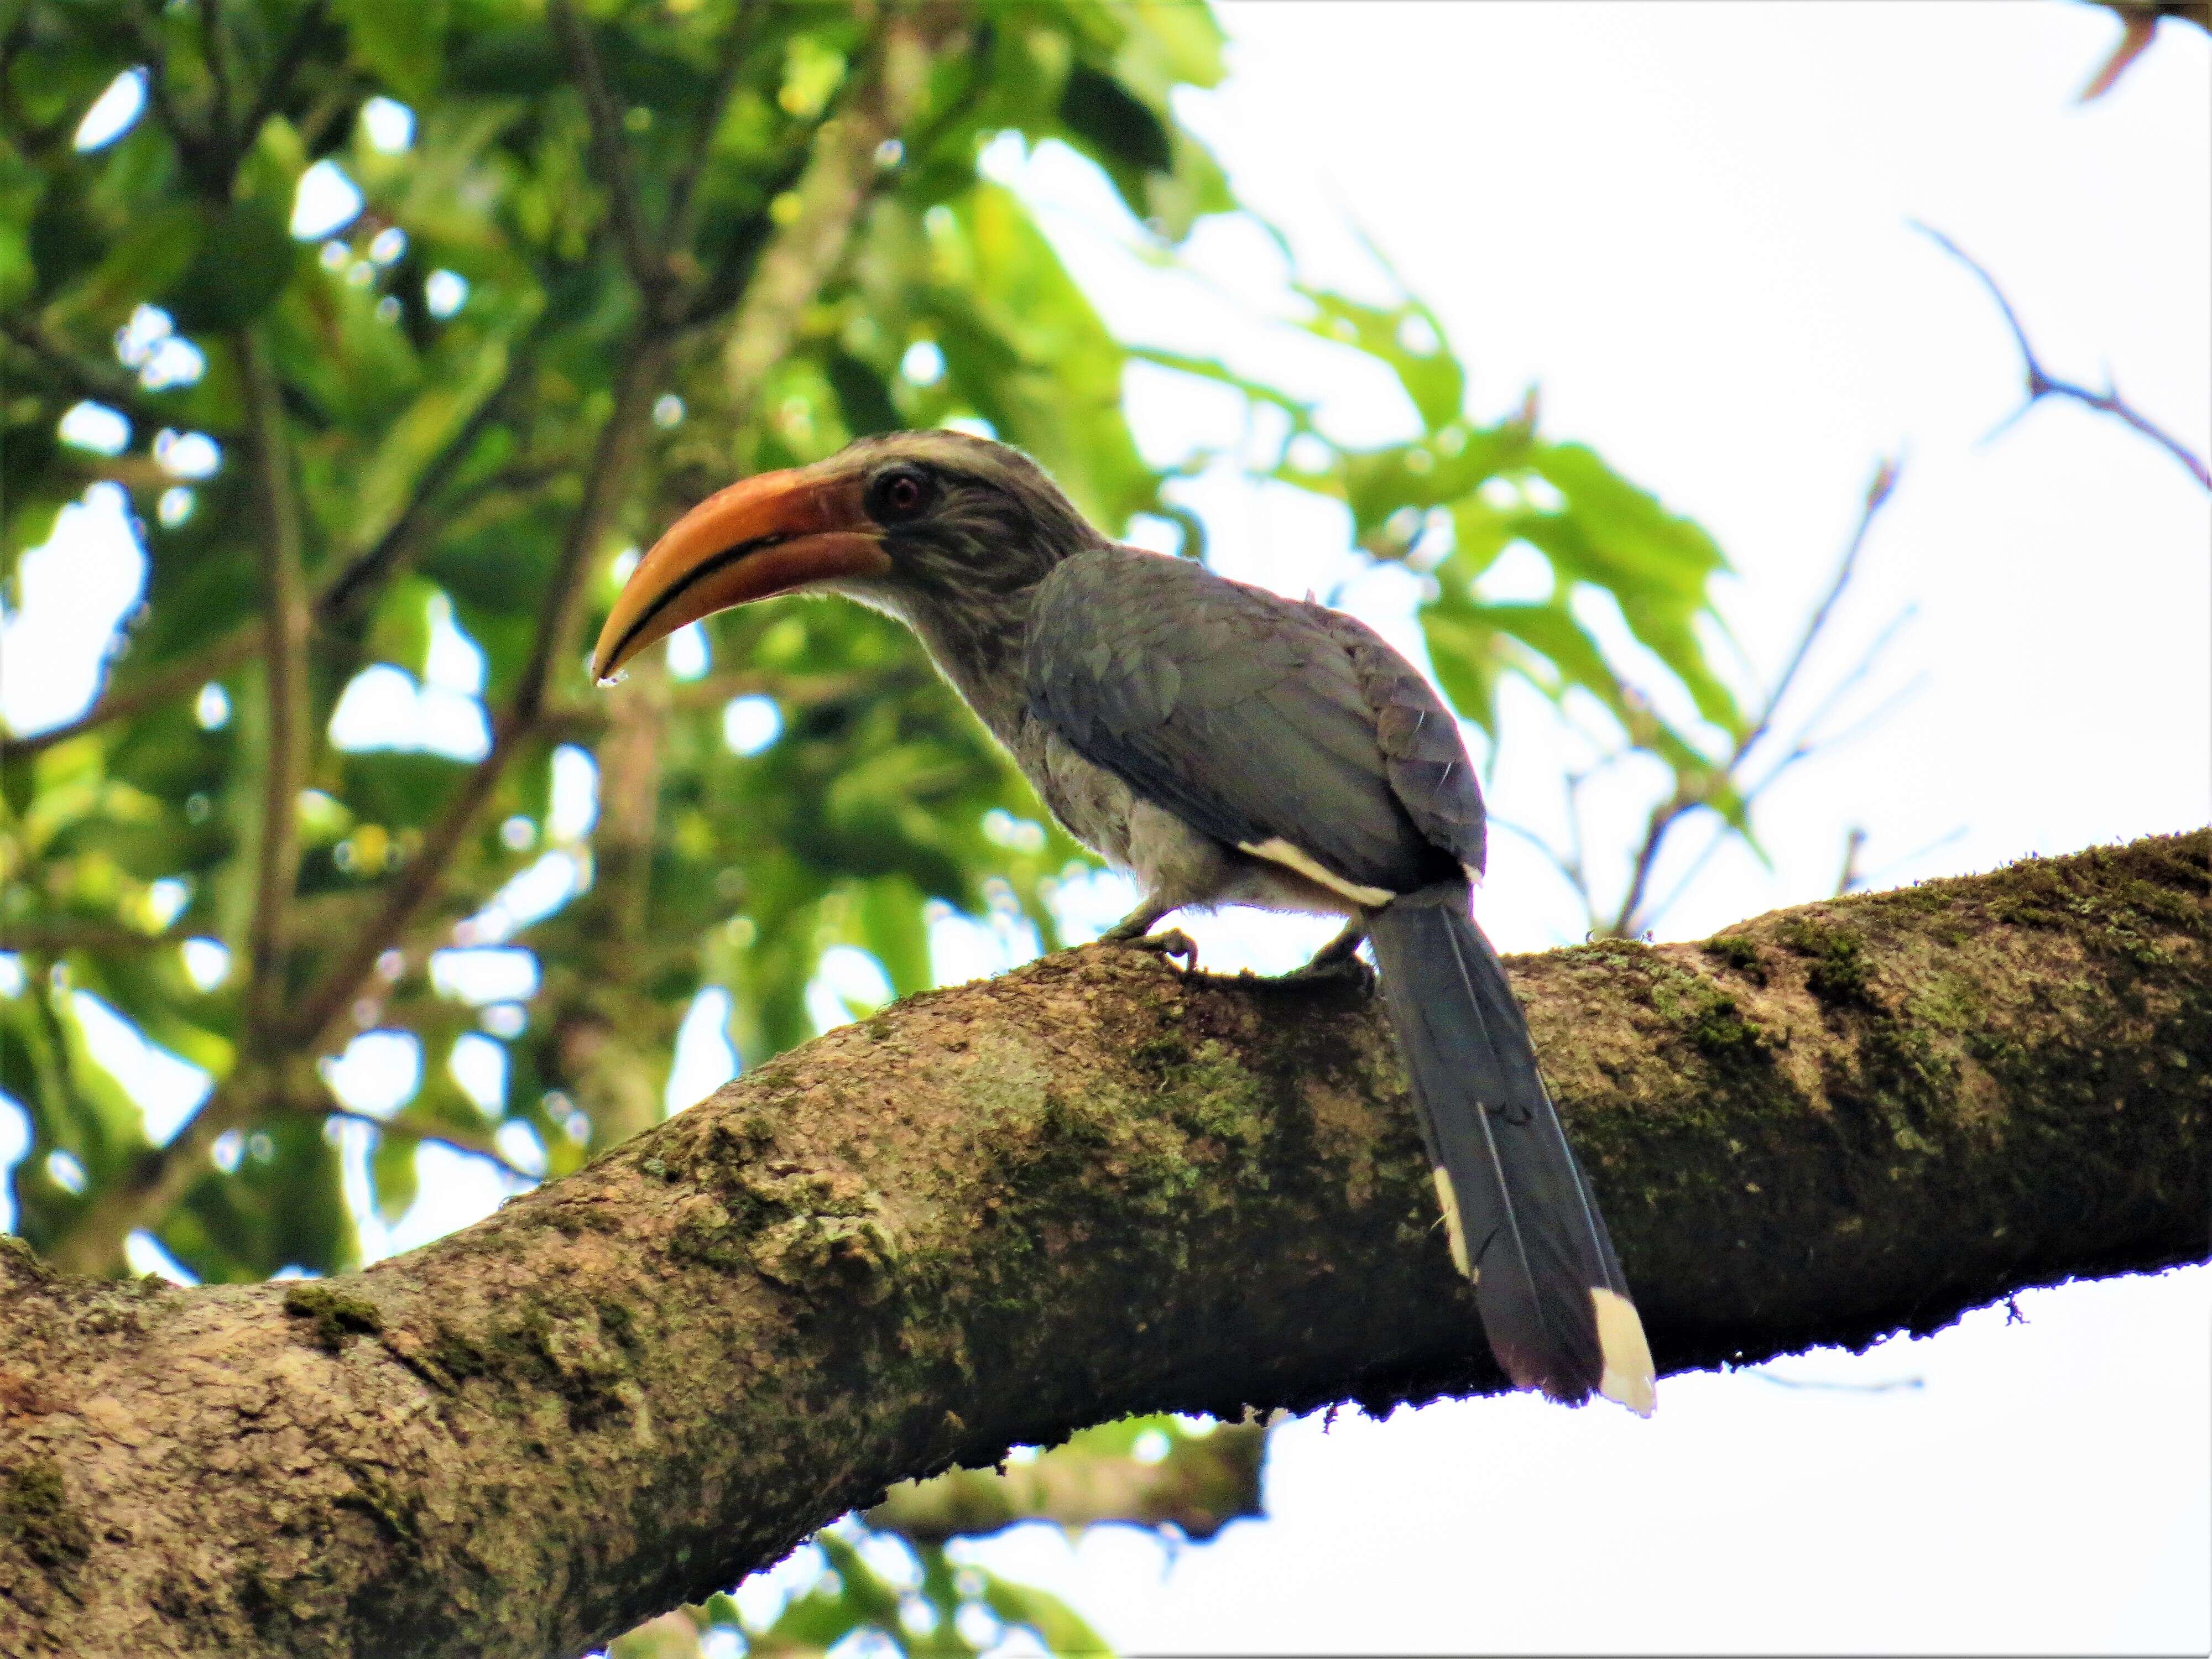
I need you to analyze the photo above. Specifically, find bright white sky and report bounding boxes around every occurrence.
[2,3,2206,1654]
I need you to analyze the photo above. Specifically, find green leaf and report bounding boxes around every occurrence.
[160,200,298,332]
[336,0,450,102]
[370,1128,420,1223]
[980,1570,1112,1655]
[1060,61,1171,174]
[1298,287,1465,434]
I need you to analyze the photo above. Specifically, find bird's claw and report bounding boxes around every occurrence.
[1109,927,1198,970]
[1274,949,1376,994]
[1264,924,1373,992]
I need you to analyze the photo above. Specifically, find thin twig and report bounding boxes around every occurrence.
[0,636,260,763]
[1912,221,2210,491]
[2,345,531,762]
[0,921,194,953]
[548,0,670,311]
[125,0,212,181]
[1606,457,1903,937]
[194,0,236,141]
[1834,826,1869,896]
[234,328,310,1047]
[1486,813,1601,937]
[237,0,331,144]
[1849,825,1971,895]
[2078,6,2171,101]
[281,342,668,1053]
[663,22,752,270]
[719,9,951,428]
[319,345,539,627]
[1637,636,1922,932]
[1,314,186,434]
[315,1107,539,1184]
[1747,1369,1924,1394]
[46,1078,255,1275]
[1738,458,1898,766]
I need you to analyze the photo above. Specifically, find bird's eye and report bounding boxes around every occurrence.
[868,466,934,523]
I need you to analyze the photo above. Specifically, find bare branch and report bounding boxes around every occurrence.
[2079,9,2159,99]
[1739,458,1898,765]
[1605,457,1904,937]
[1912,221,2211,491]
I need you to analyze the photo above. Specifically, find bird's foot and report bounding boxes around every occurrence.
[1270,924,1374,993]
[1103,925,1199,971]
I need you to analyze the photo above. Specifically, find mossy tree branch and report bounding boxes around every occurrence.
[3,832,2207,1659]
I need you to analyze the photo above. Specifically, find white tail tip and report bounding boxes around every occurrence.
[1593,1287,1658,1417]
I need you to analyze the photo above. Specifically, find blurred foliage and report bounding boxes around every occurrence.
[867,1411,1265,1547]
[607,1526,1107,1659]
[0,1,1746,1652]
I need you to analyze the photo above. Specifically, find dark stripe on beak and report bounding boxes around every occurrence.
[599,533,791,676]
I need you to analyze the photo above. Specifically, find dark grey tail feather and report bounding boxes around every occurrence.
[1366,885,1633,1404]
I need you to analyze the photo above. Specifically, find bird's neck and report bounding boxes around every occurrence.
[846,581,1039,746]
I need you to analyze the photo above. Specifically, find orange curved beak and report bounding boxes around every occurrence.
[590,468,890,682]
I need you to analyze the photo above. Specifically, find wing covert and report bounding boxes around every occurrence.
[1025,550,1481,894]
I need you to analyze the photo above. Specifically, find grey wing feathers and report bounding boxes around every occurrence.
[1314,609,1488,878]
[1026,551,1473,893]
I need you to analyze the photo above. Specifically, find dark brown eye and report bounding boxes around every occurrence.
[867,465,934,523]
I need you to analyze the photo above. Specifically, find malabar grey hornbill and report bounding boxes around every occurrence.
[592,430,1656,1413]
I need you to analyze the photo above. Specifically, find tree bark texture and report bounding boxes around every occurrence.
[3,832,2206,1659]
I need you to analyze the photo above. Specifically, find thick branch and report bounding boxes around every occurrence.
[2,831,2206,1659]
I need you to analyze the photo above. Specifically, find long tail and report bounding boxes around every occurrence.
[1365,885,1656,1413]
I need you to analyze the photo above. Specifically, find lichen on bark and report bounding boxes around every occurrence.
[2,832,2206,1659]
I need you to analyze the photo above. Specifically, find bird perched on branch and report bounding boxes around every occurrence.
[593,430,1656,1413]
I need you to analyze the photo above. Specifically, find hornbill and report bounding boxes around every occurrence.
[593,430,1656,1413]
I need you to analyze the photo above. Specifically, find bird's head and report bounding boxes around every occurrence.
[591,430,1104,682]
